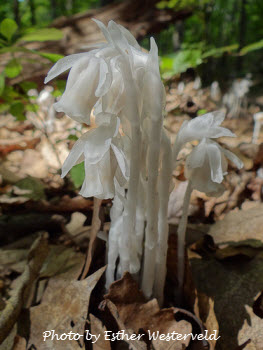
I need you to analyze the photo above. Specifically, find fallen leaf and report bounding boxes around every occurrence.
[209,203,263,247]
[190,254,263,349]
[104,273,192,350]
[90,314,111,350]
[40,245,85,280]
[65,212,88,237]
[238,305,263,350]
[28,266,106,349]
[194,295,219,350]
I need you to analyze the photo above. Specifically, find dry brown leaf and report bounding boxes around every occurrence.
[12,336,26,350]
[237,305,263,350]
[104,273,192,350]
[0,137,40,156]
[194,296,219,350]
[89,314,111,350]
[65,212,88,237]
[28,266,106,349]
[209,203,263,245]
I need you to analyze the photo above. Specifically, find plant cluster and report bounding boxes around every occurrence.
[45,19,243,304]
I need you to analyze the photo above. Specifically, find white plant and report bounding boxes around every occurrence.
[45,20,243,306]
[173,112,243,299]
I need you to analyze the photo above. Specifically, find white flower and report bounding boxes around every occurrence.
[61,113,128,199]
[173,111,235,156]
[44,19,145,124]
[185,138,243,196]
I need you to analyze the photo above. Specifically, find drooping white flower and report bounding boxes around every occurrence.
[185,138,243,196]
[173,111,235,159]
[44,19,145,125]
[61,113,128,199]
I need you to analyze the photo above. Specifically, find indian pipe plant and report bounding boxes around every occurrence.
[45,19,243,305]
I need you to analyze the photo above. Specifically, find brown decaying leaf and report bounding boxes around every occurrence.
[103,273,192,350]
[194,294,219,350]
[237,305,263,350]
[89,314,111,350]
[0,137,40,156]
[209,203,263,246]
[0,233,49,345]
[12,335,27,350]
[28,266,106,350]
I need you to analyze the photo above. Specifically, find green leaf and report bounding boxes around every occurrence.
[202,44,238,59]
[197,109,207,116]
[0,19,18,41]
[34,51,64,63]
[0,103,9,113]
[240,39,263,55]
[69,162,85,188]
[19,81,37,92]
[21,28,63,42]
[25,103,39,112]
[15,176,46,201]
[10,102,25,120]
[0,72,5,96]
[5,59,22,78]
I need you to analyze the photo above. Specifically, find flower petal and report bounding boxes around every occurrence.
[44,53,90,84]
[221,147,244,169]
[207,142,224,183]
[61,136,85,178]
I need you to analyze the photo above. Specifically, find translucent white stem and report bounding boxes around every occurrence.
[119,56,142,275]
[106,195,123,288]
[177,181,192,298]
[154,131,172,306]
[135,179,146,258]
[141,118,162,298]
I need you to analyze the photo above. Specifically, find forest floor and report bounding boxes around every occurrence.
[0,78,263,350]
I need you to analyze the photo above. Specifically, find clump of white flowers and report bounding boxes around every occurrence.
[45,19,243,305]
[173,111,243,299]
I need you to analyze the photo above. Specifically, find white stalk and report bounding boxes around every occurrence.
[106,195,123,288]
[141,117,163,298]
[154,131,172,306]
[135,178,146,258]
[119,57,141,275]
[177,180,192,300]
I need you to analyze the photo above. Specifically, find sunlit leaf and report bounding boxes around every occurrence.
[70,162,85,188]
[10,102,25,120]
[0,18,18,41]
[202,44,238,59]
[240,39,263,55]
[35,52,64,63]
[4,59,22,78]
[0,72,5,96]
[20,28,63,42]
[20,81,37,92]
[25,103,39,112]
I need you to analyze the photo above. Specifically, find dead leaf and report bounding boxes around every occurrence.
[194,295,219,350]
[209,203,263,247]
[28,266,106,349]
[190,254,263,349]
[12,336,26,350]
[89,314,111,350]
[104,273,192,350]
[0,136,40,156]
[40,245,85,280]
[238,305,263,350]
[65,212,88,237]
